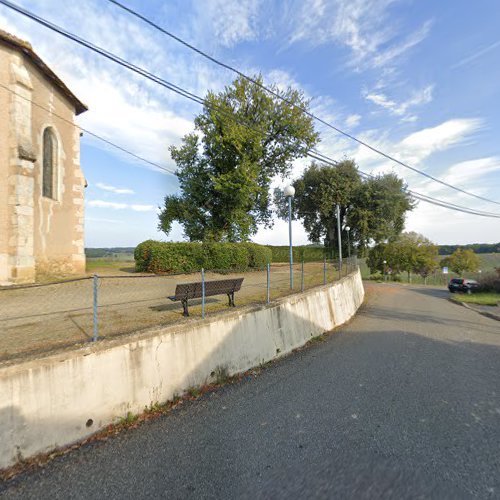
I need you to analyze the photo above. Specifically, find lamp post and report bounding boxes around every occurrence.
[284,185,295,289]
[345,226,351,260]
[383,260,387,282]
[336,204,342,274]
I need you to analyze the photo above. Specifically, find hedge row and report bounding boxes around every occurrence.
[134,240,272,273]
[267,245,326,263]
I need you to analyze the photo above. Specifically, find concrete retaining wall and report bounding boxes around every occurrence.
[0,269,364,469]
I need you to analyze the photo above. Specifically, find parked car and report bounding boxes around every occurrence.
[448,278,479,294]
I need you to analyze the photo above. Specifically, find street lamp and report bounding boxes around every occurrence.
[383,260,387,282]
[284,185,295,289]
[345,226,351,259]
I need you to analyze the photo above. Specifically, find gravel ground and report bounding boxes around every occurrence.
[0,262,342,362]
[1,282,499,499]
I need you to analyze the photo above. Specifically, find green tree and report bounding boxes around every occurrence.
[158,75,319,242]
[368,232,438,283]
[440,248,480,275]
[276,161,414,256]
[350,174,415,253]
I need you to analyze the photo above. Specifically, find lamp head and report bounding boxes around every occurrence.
[283,185,295,197]
[345,226,350,231]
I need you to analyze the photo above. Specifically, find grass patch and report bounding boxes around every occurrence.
[86,259,135,274]
[451,292,500,306]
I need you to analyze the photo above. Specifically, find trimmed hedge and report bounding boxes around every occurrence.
[242,243,272,269]
[134,240,272,273]
[267,245,326,263]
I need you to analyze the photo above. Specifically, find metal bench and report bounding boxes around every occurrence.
[168,277,244,317]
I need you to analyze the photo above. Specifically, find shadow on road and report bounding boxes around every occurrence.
[406,286,449,299]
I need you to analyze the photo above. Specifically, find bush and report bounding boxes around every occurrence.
[134,241,272,273]
[268,245,326,263]
[242,243,272,269]
[148,242,204,273]
[477,273,500,293]
[202,243,249,271]
[134,240,161,272]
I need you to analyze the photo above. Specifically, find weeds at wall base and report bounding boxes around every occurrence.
[0,366,264,484]
[0,286,365,485]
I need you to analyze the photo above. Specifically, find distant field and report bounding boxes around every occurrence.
[358,253,499,285]
[474,253,500,273]
[85,249,499,282]
[86,253,135,275]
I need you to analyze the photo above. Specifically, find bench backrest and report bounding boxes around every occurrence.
[173,278,244,300]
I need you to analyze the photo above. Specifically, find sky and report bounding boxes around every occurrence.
[1,0,499,247]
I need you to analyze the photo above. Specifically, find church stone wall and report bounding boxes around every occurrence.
[0,43,86,284]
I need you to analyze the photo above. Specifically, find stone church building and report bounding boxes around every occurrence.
[0,30,87,283]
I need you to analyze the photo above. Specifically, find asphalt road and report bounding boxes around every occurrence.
[1,283,499,499]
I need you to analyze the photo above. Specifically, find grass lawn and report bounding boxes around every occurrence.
[451,292,500,306]
[86,259,136,275]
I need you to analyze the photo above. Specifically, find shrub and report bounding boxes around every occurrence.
[268,245,325,263]
[477,273,500,293]
[148,242,204,273]
[202,242,249,271]
[242,243,272,269]
[134,240,161,272]
[134,241,272,273]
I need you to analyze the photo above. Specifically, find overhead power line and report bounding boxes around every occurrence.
[105,0,500,207]
[308,151,500,219]
[0,82,175,175]
[3,0,500,219]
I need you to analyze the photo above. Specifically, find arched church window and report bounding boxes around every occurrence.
[42,127,57,199]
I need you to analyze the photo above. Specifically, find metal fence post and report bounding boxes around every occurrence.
[323,256,327,285]
[266,263,270,304]
[92,274,99,342]
[201,268,205,319]
[301,259,304,292]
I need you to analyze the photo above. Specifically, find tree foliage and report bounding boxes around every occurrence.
[158,75,319,242]
[367,232,438,282]
[275,160,414,255]
[440,248,480,275]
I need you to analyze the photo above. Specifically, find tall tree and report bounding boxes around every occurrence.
[158,75,319,242]
[276,161,414,255]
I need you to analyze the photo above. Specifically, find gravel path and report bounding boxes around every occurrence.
[1,282,499,499]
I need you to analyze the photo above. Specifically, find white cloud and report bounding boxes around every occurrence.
[398,118,483,163]
[345,114,361,128]
[371,20,433,68]
[130,204,156,212]
[451,39,500,69]
[363,85,433,121]
[287,0,432,71]
[95,182,134,195]
[87,200,156,212]
[88,200,128,210]
[0,0,229,171]
[85,217,124,224]
[193,0,262,48]
[440,157,500,186]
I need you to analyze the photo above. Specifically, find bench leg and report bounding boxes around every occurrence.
[227,292,235,307]
[182,299,189,317]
